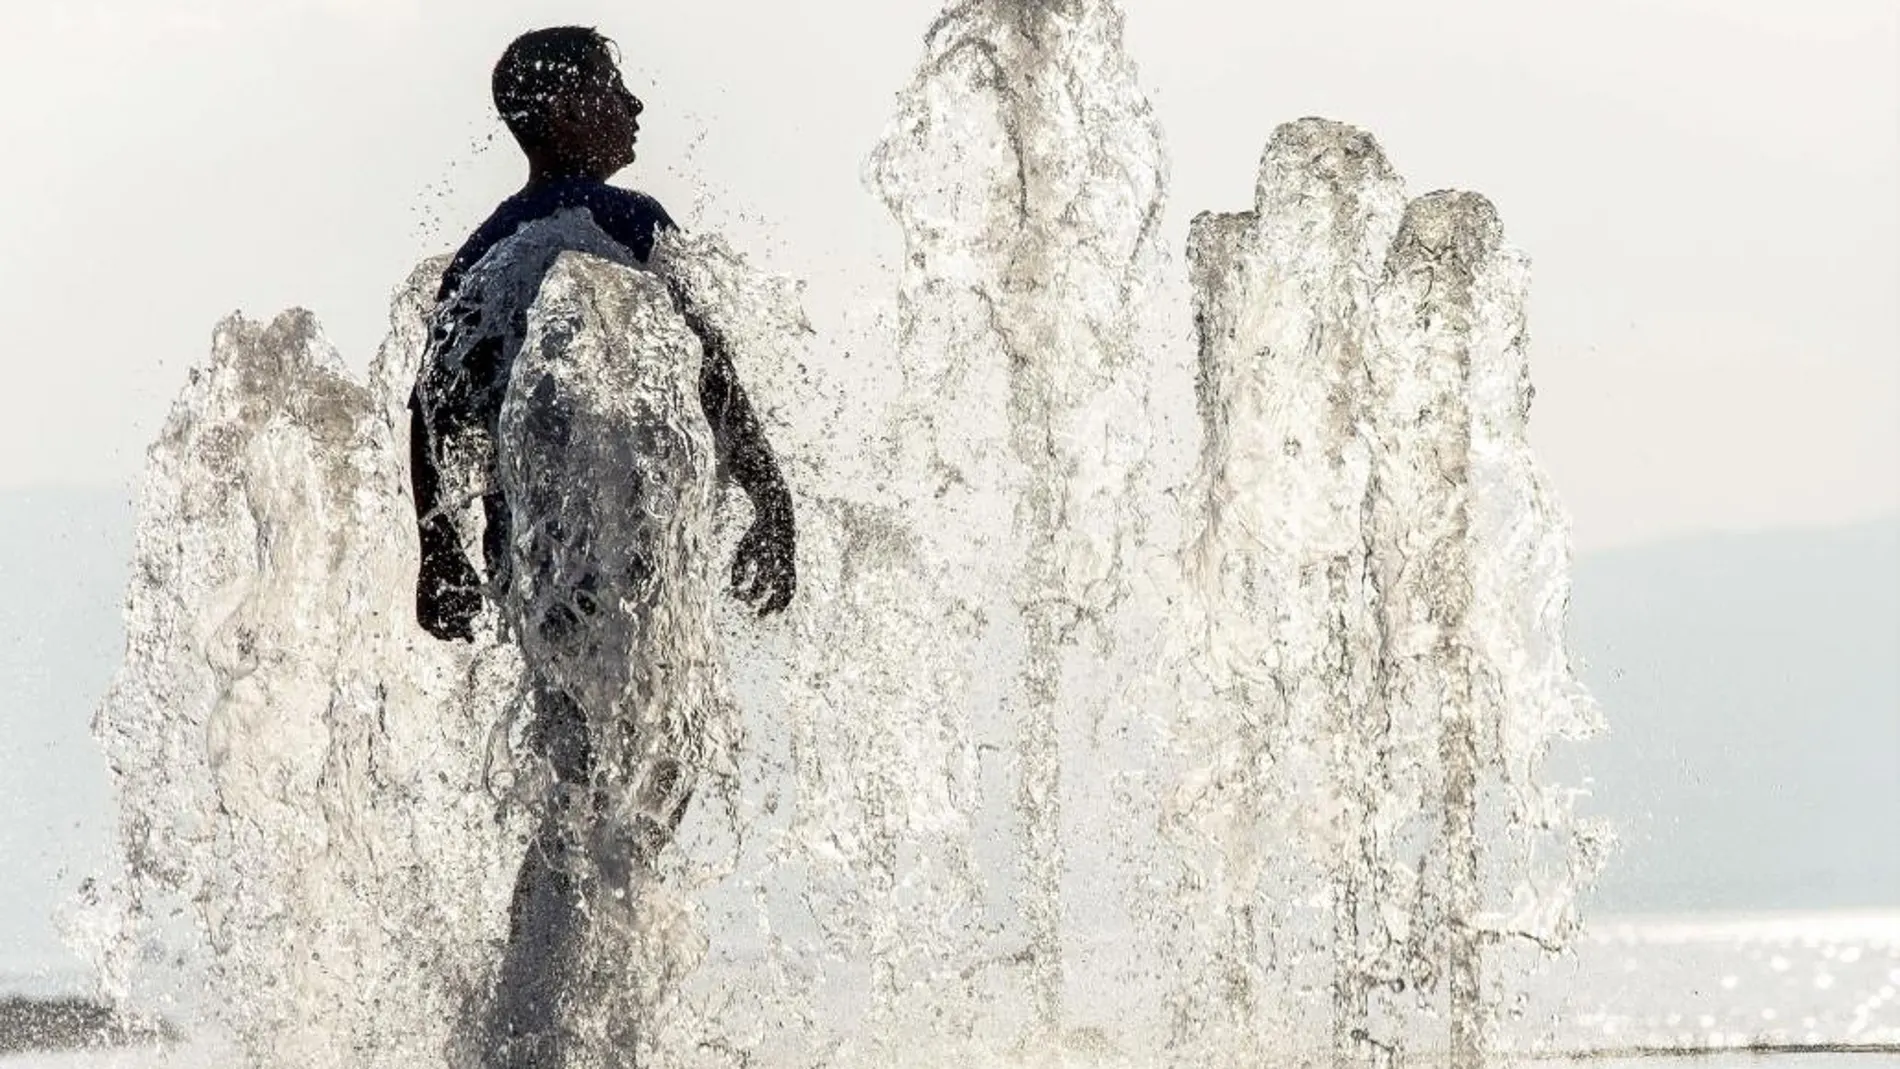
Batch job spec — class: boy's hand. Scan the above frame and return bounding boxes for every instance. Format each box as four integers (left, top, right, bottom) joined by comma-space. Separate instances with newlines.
730, 512, 795, 617
417, 547, 483, 642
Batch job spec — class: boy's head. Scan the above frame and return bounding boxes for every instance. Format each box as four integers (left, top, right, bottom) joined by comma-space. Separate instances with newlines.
493, 27, 643, 180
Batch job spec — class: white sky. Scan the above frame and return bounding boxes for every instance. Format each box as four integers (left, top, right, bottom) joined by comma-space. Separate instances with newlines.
0, 0, 1893, 552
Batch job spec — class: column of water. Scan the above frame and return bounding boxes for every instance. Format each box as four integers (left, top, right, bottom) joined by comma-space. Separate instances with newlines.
869, 0, 1167, 1047
1181, 120, 1604, 1066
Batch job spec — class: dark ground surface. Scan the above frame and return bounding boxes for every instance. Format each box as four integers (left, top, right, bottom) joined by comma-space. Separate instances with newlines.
0, 996, 174, 1056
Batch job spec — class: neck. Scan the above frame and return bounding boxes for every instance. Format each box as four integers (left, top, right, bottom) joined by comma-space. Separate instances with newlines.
526, 157, 609, 187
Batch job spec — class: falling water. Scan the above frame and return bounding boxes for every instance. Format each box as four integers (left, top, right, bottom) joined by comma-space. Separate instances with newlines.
864, 0, 1169, 1052
78, 2, 1603, 1067
87, 283, 532, 1067
1168, 120, 1606, 1067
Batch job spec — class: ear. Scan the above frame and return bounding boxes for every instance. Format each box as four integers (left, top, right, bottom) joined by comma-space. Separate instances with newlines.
555, 92, 589, 125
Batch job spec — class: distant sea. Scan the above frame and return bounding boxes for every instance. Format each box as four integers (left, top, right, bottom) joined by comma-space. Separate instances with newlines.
3, 908, 1896, 1064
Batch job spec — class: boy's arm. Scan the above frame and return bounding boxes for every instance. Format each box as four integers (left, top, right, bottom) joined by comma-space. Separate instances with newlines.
679, 300, 797, 615
408, 384, 483, 641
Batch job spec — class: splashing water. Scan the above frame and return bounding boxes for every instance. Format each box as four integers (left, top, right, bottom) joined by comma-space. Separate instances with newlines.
1166, 121, 1606, 1067
863, 0, 1171, 1055
88, 293, 532, 1067
81, 2, 1602, 1067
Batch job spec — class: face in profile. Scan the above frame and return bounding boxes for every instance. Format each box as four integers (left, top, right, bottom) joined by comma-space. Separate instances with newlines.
557, 49, 644, 179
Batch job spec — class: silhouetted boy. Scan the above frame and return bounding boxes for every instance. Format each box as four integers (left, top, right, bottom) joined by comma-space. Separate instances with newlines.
404, 26, 796, 1063
410, 26, 795, 640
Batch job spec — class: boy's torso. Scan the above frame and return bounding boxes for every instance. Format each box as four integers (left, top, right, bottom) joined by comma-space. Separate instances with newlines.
416, 179, 680, 589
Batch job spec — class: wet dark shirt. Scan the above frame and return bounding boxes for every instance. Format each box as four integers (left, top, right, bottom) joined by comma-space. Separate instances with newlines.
437, 178, 677, 301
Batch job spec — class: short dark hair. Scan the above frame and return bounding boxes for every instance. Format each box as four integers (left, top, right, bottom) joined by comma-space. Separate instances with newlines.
492, 26, 617, 150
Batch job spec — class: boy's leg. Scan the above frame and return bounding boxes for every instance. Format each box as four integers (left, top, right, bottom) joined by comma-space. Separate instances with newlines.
487, 686, 593, 1066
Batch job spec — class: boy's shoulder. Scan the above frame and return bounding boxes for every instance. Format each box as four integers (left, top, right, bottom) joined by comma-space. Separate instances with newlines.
440, 181, 677, 300
566, 182, 676, 237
